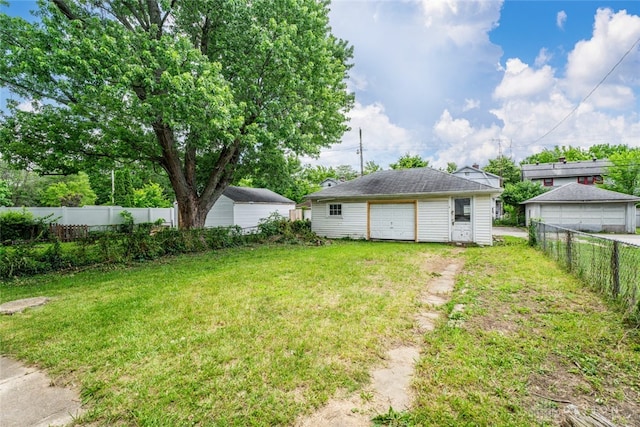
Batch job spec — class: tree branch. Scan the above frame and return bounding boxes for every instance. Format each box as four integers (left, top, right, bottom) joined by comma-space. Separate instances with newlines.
51, 0, 80, 21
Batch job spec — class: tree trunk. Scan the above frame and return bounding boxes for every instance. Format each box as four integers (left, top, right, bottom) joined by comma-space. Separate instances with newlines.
176, 193, 210, 229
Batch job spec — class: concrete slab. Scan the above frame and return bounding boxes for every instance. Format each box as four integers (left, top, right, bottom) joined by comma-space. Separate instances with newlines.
0, 356, 84, 427
0, 297, 50, 315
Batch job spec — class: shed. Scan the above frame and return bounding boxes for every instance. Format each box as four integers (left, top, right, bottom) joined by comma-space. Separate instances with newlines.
306, 168, 502, 245
522, 183, 639, 233
204, 186, 295, 230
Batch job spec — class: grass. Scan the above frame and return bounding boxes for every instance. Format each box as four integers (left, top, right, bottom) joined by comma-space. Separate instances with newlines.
1, 239, 639, 425
0, 242, 455, 425
412, 237, 640, 426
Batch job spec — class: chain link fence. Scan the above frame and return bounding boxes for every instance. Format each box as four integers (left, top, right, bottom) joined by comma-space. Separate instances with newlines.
531, 221, 639, 321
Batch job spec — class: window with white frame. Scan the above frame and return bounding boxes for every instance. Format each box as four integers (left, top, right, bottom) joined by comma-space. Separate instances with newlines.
328, 203, 342, 217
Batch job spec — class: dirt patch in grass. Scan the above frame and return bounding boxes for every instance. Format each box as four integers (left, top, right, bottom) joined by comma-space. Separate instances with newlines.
296, 254, 465, 426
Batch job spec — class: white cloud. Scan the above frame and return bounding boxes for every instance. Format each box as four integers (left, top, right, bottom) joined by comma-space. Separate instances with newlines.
462, 98, 480, 112
421, 0, 503, 46
493, 58, 555, 99
307, 102, 416, 169
325, 3, 640, 171
557, 10, 567, 30
565, 8, 640, 108
534, 48, 552, 67
431, 110, 503, 168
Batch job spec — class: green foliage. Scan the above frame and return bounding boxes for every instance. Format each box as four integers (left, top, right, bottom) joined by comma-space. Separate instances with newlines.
0, 210, 51, 243
0, 160, 49, 206
39, 172, 97, 207
132, 182, 172, 208
372, 407, 413, 426
258, 213, 318, 243
501, 181, 548, 225
364, 160, 382, 175
446, 162, 457, 173
483, 156, 520, 186
0, 179, 12, 206
520, 144, 634, 165
0, 216, 321, 278
389, 154, 429, 170
601, 149, 640, 196
0, 0, 353, 228
527, 221, 537, 247
520, 145, 591, 164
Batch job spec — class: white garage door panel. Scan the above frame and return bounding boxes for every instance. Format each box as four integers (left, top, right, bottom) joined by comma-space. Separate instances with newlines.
541, 204, 625, 227
370, 204, 415, 240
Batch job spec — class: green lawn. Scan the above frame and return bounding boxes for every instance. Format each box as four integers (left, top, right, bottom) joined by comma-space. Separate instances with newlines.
1, 240, 638, 426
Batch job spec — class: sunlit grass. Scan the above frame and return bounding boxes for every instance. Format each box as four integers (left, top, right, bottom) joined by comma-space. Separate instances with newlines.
412, 238, 640, 426
0, 242, 455, 425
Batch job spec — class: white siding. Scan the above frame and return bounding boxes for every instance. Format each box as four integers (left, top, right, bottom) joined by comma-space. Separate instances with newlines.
234, 203, 295, 230
204, 195, 234, 227
473, 195, 493, 245
311, 201, 368, 239
417, 199, 450, 242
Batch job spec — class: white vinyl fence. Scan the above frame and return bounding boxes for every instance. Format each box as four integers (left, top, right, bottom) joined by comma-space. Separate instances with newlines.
0, 206, 177, 227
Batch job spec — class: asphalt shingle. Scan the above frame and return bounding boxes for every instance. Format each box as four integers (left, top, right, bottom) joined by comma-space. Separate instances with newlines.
306, 168, 501, 199
522, 182, 640, 204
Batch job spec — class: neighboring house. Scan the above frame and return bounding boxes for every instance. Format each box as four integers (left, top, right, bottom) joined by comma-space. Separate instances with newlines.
521, 158, 611, 188
319, 178, 341, 189
204, 186, 295, 229
522, 183, 639, 233
452, 165, 503, 218
306, 168, 502, 245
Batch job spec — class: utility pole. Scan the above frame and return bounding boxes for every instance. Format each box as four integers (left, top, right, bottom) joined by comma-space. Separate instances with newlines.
357, 127, 364, 176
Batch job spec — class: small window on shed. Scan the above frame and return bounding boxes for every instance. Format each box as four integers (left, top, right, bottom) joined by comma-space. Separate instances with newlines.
328, 204, 342, 217
543, 178, 554, 187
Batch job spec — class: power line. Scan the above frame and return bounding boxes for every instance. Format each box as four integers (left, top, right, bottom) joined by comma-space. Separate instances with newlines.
531, 35, 640, 144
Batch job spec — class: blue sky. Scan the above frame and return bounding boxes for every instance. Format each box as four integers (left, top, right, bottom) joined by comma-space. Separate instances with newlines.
317, 0, 640, 169
2, 1, 639, 170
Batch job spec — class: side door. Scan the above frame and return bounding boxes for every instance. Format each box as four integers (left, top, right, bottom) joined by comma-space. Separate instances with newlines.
451, 197, 472, 242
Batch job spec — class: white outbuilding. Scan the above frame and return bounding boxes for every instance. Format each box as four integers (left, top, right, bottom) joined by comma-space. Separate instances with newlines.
204, 186, 295, 230
306, 168, 502, 245
522, 183, 639, 233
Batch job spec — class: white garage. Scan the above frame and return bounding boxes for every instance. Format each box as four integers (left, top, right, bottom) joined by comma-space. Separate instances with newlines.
369, 203, 416, 241
523, 183, 639, 233
306, 168, 502, 245
204, 186, 295, 230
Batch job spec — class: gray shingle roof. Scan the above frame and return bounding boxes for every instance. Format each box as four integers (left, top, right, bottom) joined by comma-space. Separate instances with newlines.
521, 159, 610, 180
223, 186, 294, 204
306, 167, 502, 200
522, 183, 640, 204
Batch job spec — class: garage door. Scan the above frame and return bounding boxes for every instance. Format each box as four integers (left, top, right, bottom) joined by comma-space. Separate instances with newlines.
540, 204, 625, 229
369, 203, 415, 240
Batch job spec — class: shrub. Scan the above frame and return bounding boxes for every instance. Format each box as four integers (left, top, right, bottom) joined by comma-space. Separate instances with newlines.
0, 210, 52, 244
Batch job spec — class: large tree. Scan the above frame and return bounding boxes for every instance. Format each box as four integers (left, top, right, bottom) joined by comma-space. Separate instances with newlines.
0, 0, 353, 228
483, 156, 520, 187
601, 150, 640, 196
389, 153, 429, 170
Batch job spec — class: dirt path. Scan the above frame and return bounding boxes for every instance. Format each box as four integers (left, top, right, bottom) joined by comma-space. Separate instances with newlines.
295, 257, 464, 426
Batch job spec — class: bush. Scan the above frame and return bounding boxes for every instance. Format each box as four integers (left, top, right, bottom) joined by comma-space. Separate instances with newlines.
0, 210, 52, 244
0, 218, 322, 279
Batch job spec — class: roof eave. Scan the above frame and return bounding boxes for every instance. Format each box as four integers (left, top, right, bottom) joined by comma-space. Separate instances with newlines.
307, 189, 502, 201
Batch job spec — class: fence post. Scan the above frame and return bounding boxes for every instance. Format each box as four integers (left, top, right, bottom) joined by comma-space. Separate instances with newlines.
611, 241, 620, 298
566, 230, 572, 271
